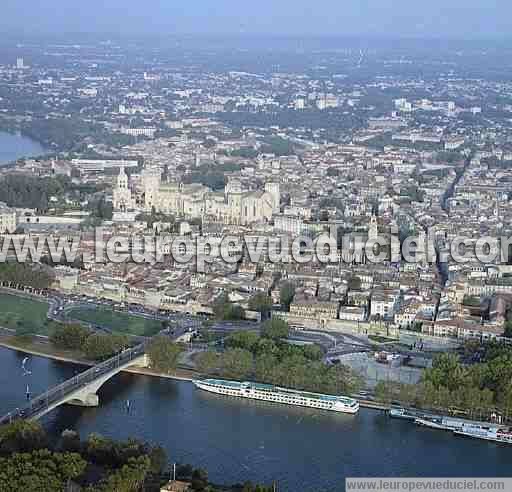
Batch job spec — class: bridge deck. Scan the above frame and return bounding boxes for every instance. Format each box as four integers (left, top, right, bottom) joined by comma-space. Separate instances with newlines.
0, 342, 147, 425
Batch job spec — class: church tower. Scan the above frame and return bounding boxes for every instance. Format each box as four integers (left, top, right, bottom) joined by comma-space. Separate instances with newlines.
117, 165, 128, 191
142, 168, 161, 211
113, 166, 133, 211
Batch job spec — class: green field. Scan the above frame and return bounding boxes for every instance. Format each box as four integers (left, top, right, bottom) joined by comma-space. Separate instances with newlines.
65, 307, 163, 337
0, 294, 50, 335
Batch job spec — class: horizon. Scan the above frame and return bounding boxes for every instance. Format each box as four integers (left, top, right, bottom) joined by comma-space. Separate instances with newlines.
2, 0, 512, 41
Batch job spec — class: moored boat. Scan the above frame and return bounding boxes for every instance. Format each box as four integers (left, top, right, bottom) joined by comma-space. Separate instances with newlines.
454, 427, 512, 445
389, 407, 422, 421
415, 417, 450, 430
415, 415, 503, 434
193, 379, 359, 414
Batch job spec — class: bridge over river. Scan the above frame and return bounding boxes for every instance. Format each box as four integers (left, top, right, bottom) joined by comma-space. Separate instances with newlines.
0, 343, 148, 425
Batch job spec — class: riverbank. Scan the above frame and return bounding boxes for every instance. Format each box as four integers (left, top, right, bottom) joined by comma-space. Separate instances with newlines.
0, 345, 506, 491
0, 334, 389, 412
0, 335, 196, 382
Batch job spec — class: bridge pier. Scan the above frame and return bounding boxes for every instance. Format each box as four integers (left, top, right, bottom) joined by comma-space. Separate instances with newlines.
67, 393, 100, 407
60, 354, 149, 409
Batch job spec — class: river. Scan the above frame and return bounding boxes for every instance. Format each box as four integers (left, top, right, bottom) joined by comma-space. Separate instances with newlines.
0, 131, 46, 165
0, 347, 510, 491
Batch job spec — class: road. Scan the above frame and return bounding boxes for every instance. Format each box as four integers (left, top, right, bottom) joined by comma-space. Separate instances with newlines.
2, 285, 435, 367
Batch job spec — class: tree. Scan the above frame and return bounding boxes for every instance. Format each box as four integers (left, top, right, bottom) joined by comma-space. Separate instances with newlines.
254, 337, 278, 357
212, 292, 245, 321
0, 420, 48, 455
213, 292, 230, 319
0, 174, 71, 210
83, 433, 116, 466
50, 323, 90, 350
58, 429, 81, 454
325, 364, 363, 395
83, 334, 129, 361
374, 381, 396, 405
248, 293, 273, 316
225, 331, 260, 352
279, 282, 295, 310
88, 196, 113, 220
195, 350, 220, 374
463, 339, 481, 358
504, 321, 512, 338
499, 383, 512, 419
148, 445, 167, 475
0, 449, 86, 492
147, 336, 183, 374
220, 348, 253, 379
262, 318, 290, 341
0, 263, 54, 290
423, 353, 465, 391
191, 467, 209, 491
182, 169, 226, 191
302, 344, 324, 361
98, 456, 151, 492
254, 353, 278, 383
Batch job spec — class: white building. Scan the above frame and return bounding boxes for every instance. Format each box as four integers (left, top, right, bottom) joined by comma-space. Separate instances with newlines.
71, 159, 139, 173
142, 170, 279, 225
113, 167, 135, 211
338, 306, 366, 322
370, 290, 399, 320
274, 215, 304, 235
0, 204, 16, 233
121, 127, 156, 138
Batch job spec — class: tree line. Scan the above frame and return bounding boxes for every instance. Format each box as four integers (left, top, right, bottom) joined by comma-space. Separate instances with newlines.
195, 319, 362, 396
182, 162, 245, 191
213, 282, 296, 322
50, 324, 184, 372
0, 263, 54, 290
0, 420, 274, 492
50, 324, 131, 361
375, 343, 512, 421
0, 173, 106, 213
19, 116, 135, 153
216, 109, 363, 135
0, 174, 71, 212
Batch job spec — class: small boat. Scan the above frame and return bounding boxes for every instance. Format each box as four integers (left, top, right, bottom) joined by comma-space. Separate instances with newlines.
455, 427, 512, 445
21, 357, 32, 375
415, 417, 450, 430
415, 415, 502, 434
388, 407, 419, 421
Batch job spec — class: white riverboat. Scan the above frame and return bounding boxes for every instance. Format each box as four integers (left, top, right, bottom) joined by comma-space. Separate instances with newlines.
415, 415, 503, 434
415, 416, 454, 430
455, 427, 512, 445
193, 379, 359, 414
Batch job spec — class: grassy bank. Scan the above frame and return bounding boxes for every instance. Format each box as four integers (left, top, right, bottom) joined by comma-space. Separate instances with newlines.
65, 307, 163, 336
0, 293, 50, 334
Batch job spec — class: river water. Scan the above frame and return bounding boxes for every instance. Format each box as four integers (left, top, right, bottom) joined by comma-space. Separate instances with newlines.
0, 347, 510, 491
0, 131, 46, 165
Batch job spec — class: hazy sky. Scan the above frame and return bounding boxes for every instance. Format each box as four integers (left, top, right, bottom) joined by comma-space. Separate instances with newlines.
2, 0, 511, 39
